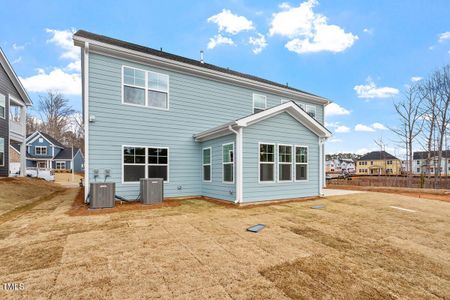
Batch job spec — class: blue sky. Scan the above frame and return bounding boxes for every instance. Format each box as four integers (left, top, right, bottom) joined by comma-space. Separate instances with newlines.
1, 0, 449, 156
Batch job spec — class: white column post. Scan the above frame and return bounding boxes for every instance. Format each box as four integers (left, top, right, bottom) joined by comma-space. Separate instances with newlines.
19, 105, 27, 176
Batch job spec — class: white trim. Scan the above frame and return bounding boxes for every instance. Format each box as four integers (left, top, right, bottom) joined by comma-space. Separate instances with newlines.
121, 65, 170, 111
281, 98, 306, 110
252, 93, 267, 114
277, 144, 293, 182
222, 142, 235, 184
258, 142, 276, 184
202, 147, 212, 182
55, 161, 66, 170
121, 145, 169, 184
83, 42, 90, 201
73, 35, 330, 105
237, 127, 243, 203
319, 138, 324, 196
294, 145, 309, 182
0, 48, 32, 106
26, 131, 63, 148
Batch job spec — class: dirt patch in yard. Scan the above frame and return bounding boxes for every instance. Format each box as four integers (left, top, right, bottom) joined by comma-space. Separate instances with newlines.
327, 185, 450, 202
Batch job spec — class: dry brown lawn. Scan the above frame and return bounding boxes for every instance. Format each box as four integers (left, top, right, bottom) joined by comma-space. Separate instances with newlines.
0, 179, 449, 299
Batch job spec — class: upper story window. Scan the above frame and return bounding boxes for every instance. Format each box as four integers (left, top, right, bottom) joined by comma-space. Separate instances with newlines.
253, 94, 266, 114
0, 94, 5, 119
35, 146, 47, 155
306, 105, 316, 119
123, 66, 169, 110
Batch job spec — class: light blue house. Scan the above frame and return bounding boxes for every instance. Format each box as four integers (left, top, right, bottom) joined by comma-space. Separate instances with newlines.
24, 131, 84, 172
74, 30, 331, 204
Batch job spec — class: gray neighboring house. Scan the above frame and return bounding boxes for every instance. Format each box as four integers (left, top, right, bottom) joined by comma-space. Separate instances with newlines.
23, 131, 84, 172
74, 30, 332, 203
0, 48, 32, 177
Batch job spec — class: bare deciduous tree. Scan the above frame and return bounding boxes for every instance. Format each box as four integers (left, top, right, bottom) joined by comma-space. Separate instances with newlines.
390, 85, 424, 185
38, 91, 75, 141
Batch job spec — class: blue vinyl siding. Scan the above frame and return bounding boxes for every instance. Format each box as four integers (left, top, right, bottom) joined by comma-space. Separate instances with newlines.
28, 138, 53, 157
242, 112, 319, 202
88, 52, 324, 200
200, 134, 236, 202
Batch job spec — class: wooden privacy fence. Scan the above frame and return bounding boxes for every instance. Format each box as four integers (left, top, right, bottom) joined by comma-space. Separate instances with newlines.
328, 176, 450, 189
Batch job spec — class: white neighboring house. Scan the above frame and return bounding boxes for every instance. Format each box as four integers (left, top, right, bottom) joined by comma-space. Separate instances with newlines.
326, 158, 355, 174
412, 151, 450, 175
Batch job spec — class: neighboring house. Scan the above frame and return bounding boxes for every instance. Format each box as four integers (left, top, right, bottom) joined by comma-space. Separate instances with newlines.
325, 160, 335, 173
356, 151, 401, 175
326, 158, 355, 174
0, 48, 32, 177
9, 143, 21, 174
74, 30, 331, 203
412, 150, 450, 175
339, 158, 355, 174
24, 131, 84, 172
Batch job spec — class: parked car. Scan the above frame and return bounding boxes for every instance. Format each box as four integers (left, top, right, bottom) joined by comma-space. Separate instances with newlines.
26, 168, 55, 181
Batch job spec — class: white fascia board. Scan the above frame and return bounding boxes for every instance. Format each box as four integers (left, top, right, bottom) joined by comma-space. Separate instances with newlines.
73, 36, 329, 105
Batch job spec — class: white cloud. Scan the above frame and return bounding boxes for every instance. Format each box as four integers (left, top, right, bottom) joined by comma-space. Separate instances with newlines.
11, 56, 22, 65
207, 34, 235, 49
355, 148, 371, 155
354, 77, 399, 99
363, 28, 374, 34
328, 138, 342, 143
12, 43, 25, 50
335, 125, 350, 133
372, 122, 387, 130
411, 76, 422, 82
269, 0, 358, 54
19, 28, 82, 96
207, 9, 254, 35
438, 31, 450, 43
354, 124, 375, 132
19, 68, 81, 95
325, 102, 350, 116
248, 33, 267, 54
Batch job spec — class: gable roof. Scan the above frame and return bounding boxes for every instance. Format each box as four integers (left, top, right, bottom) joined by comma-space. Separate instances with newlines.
194, 101, 331, 142
358, 151, 399, 161
0, 48, 32, 106
54, 147, 82, 160
73, 30, 329, 105
413, 150, 450, 160
27, 131, 65, 148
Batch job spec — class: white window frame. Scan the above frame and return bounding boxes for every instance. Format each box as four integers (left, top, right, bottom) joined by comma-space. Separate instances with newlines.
122, 145, 170, 184
0, 93, 5, 119
258, 142, 276, 184
222, 142, 234, 184
295, 145, 309, 182
277, 144, 293, 182
305, 104, 316, 118
35, 146, 47, 155
202, 147, 212, 182
0, 137, 4, 167
121, 65, 170, 111
56, 161, 66, 170
252, 93, 267, 114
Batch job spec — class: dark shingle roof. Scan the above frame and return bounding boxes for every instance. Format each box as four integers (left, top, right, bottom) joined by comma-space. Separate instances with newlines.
413, 150, 450, 160
358, 151, 398, 161
39, 132, 65, 148
73, 30, 327, 101
54, 148, 81, 160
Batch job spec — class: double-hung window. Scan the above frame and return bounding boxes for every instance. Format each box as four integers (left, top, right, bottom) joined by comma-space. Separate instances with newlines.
123, 67, 146, 106
56, 161, 66, 170
123, 146, 169, 182
123, 146, 146, 182
259, 143, 275, 182
0, 137, 4, 166
0, 94, 5, 119
35, 146, 47, 155
222, 143, 234, 183
148, 148, 168, 180
278, 145, 292, 181
123, 66, 169, 109
203, 147, 212, 182
306, 105, 316, 119
295, 146, 308, 180
253, 94, 266, 114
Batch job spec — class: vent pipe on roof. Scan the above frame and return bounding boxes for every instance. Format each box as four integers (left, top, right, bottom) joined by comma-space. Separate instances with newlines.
200, 50, 204, 64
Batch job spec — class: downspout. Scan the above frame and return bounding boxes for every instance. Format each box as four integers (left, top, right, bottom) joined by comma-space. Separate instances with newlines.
228, 125, 242, 204
319, 137, 325, 197
83, 42, 90, 202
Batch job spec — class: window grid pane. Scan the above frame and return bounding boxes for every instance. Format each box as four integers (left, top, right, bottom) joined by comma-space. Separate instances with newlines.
223, 144, 234, 163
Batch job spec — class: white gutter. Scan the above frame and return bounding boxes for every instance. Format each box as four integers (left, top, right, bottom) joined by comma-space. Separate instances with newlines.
228, 125, 243, 204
